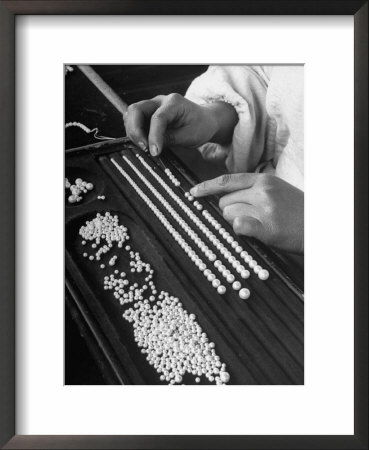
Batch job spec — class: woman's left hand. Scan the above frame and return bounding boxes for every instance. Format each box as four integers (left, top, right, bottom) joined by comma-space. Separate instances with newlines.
190, 173, 304, 254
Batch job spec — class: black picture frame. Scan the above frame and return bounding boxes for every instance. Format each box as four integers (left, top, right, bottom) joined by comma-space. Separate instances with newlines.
0, 1, 367, 449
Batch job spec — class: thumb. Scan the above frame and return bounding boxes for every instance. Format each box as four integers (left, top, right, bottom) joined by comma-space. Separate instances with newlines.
148, 104, 178, 156
233, 216, 263, 240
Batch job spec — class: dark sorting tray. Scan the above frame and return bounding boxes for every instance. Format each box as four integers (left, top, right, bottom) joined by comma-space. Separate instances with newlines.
65, 137, 304, 385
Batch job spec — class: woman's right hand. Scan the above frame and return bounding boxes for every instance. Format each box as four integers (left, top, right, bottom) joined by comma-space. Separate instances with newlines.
123, 93, 238, 156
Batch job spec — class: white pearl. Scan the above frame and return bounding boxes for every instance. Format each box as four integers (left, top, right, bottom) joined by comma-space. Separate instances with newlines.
217, 285, 226, 295
249, 260, 257, 268
232, 281, 241, 290
226, 274, 235, 283
240, 251, 248, 258
219, 371, 230, 383
254, 265, 262, 274
241, 269, 250, 279
239, 288, 250, 299
207, 273, 216, 282
235, 246, 242, 253
231, 241, 238, 249
258, 269, 269, 280
212, 279, 221, 288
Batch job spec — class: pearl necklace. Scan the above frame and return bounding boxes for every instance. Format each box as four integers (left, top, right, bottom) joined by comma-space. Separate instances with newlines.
111, 158, 227, 295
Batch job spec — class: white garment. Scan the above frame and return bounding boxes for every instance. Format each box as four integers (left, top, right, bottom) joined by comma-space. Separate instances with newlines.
185, 65, 304, 190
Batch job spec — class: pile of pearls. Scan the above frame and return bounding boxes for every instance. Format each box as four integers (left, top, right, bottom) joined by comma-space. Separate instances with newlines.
111, 158, 227, 295
123, 292, 230, 385
164, 168, 180, 187
66, 177, 94, 204
79, 212, 129, 262
80, 211, 229, 384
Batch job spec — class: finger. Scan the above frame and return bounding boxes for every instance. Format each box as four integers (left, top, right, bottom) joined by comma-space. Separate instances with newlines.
148, 104, 179, 156
233, 215, 264, 240
124, 100, 159, 150
219, 190, 255, 210
190, 173, 258, 198
222, 203, 257, 224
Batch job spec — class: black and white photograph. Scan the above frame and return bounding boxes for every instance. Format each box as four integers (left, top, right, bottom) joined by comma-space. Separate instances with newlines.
65, 65, 304, 386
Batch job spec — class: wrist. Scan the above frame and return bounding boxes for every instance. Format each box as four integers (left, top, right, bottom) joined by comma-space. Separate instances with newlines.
201, 101, 238, 145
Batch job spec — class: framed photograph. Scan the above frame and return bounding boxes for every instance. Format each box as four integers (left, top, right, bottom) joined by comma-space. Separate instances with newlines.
0, 1, 367, 449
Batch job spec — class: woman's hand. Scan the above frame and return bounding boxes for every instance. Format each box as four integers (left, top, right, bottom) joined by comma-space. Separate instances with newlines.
191, 173, 304, 254
123, 93, 238, 156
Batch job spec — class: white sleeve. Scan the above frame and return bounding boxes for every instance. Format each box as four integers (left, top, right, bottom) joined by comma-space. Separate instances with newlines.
186, 65, 275, 173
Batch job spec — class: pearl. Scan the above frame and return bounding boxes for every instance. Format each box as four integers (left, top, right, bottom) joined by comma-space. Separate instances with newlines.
219, 371, 230, 383
241, 269, 250, 279
239, 288, 250, 299
207, 273, 216, 282
232, 281, 241, 291
249, 260, 257, 268
254, 265, 262, 274
235, 246, 242, 253
258, 269, 269, 280
226, 274, 235, 283
212, 279, 221, 288
68, 195, 77, 203
217, 285, 226, 295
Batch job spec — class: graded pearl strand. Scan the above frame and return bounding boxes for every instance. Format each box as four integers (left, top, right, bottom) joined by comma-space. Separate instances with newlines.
111, 159, 226, 294
122, 156, 232, 286
200, 208, 269, 281
135, 155, 246, 286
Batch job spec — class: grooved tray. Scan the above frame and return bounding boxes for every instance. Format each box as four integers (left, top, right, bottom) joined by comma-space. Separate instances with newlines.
65, 137, 304, 385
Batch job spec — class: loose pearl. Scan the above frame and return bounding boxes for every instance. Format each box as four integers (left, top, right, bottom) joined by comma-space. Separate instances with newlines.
217, 285, 226, 295
258, 269, 269, 280
232, 281, 241, 291
239, 288, 250, 299
219, 371, 230, 383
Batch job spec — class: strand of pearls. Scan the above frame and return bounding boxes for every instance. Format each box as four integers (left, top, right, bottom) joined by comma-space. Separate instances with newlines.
199, 206, 269, 280
121, 156, 238, 292
135, 155, 253, 296
164, 167, 181, 187
123, 293, 230, 385
111, 159, 226, 294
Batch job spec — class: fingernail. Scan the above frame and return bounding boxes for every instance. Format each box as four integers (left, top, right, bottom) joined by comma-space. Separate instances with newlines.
190, 186, 198, 196
138, 141, 147, 151
150, 144, 158, 156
